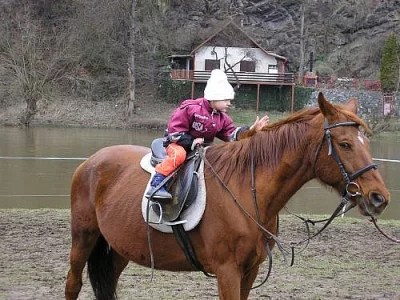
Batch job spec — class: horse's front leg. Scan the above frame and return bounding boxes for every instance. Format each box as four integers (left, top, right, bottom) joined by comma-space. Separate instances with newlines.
240, 265, 260, 300
216, 263, 242, 300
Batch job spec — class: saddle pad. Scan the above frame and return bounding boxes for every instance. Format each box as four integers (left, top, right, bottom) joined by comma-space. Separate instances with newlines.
140, 153, 207, 233
140, 152, 154, 173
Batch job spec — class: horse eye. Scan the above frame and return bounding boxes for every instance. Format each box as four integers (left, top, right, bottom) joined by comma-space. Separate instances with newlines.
339, 142, 351, 149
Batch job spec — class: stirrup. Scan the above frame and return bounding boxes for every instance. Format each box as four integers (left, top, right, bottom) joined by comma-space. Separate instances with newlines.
146, 186, 172, 200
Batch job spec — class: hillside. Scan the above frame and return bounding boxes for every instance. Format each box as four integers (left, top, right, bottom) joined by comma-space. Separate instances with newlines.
0, 0, 399, 126
1, 1, 399, 81
164, 0, 400, 78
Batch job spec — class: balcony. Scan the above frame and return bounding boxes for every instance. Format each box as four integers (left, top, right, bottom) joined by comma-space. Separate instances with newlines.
170, 69, 295, 85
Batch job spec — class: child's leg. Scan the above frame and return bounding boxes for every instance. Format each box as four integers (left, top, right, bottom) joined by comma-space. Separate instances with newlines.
155, 143, 187, 176
146, 143, 187, 200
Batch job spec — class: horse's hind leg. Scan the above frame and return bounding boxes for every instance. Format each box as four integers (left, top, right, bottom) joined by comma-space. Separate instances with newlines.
111, 251, 129, 287
87, 235, 130, 300
65, 206, 100, 300
108, 250, 129, 297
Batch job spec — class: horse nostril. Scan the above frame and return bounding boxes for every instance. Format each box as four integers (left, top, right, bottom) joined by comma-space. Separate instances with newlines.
370, 192, 386, 208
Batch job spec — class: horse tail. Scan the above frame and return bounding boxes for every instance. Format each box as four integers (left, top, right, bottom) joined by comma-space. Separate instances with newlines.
87, 234, 117, 300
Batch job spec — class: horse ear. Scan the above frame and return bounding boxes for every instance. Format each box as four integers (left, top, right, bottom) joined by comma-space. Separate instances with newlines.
317, 92, 337, 122
345, 98, 358, 114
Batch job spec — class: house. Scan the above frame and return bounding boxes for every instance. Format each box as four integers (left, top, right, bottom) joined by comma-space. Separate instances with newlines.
169, 20, 295, 112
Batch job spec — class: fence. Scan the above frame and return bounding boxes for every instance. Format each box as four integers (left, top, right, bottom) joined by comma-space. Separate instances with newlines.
300, 75, 382, 91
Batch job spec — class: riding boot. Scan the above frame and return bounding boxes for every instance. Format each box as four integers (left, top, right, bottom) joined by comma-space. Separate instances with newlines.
145, 173, 172, 200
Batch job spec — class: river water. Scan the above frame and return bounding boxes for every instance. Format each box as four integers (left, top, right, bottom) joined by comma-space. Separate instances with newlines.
0, 126, 399, 219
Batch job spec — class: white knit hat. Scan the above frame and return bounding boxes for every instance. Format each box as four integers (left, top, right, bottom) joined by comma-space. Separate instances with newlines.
203, 69, 235, 101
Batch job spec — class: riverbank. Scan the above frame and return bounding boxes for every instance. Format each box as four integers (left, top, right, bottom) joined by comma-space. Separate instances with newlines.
0, 96, 176, 130
0, 96, 287, 130
1, 95, 399, 132
1, 209, 399, 299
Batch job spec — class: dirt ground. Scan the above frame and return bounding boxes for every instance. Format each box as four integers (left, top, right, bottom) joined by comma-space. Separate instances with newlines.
0, 209, 399, 300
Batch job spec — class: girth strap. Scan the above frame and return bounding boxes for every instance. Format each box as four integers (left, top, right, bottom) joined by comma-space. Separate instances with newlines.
171, 223, 214, 277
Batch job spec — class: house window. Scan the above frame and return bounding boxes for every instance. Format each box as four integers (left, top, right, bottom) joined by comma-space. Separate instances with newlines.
205, 59, 220, 70
268, 65, 278, 73
240, 60, 255, 72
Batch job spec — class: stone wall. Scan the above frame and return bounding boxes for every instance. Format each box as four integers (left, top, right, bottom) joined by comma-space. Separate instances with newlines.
308, 89, 399, 122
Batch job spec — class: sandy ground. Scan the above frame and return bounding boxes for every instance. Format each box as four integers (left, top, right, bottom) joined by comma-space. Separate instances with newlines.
0, 209, 399, 300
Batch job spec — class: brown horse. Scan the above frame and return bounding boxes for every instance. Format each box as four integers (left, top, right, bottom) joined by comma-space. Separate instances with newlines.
65, 92, 390, 300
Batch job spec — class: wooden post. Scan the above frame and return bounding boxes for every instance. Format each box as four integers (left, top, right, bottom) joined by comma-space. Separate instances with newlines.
191, 55, 196, 99
256, 84, 260, 114
291, 85, 295, 113
191, 81, 195, 99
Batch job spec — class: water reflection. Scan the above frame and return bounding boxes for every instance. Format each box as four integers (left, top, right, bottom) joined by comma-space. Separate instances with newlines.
0, 127, 399, 219
0, 126, 162, 209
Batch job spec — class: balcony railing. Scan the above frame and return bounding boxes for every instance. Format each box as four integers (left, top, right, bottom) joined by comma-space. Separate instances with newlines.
170, 69, 295, 85
170, 69, 194, 80
171, 70, 383, 91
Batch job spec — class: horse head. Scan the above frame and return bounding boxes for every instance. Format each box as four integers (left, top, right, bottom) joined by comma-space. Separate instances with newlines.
314, 92, 390, 217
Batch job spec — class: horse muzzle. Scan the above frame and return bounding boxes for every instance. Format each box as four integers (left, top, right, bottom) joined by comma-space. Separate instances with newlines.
358, 191, 389, 217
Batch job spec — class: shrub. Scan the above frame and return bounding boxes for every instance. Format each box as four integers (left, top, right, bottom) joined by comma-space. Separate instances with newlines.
294, 86, 315, 110
380, 33, 399, 93
158, 72, 192, 104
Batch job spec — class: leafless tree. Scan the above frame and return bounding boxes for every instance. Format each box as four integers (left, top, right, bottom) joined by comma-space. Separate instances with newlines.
127, 0, 137, 116
0, 6, 68, 126
298, 2, 306, 85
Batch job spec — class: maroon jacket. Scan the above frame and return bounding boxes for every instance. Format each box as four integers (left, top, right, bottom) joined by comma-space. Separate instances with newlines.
166, 98, 244, 150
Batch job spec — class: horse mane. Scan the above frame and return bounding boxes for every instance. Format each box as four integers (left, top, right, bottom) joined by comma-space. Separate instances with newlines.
205, 104, 370, 182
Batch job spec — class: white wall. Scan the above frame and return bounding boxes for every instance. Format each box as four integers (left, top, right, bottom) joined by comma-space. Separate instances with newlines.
194, 46, 278, 73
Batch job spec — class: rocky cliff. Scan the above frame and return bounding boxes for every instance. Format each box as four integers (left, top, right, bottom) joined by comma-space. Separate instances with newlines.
165, 0, 400, 79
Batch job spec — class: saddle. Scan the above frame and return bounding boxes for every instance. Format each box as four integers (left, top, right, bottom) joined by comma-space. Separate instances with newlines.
146, 138, 202, 225
142, 139, 211, 275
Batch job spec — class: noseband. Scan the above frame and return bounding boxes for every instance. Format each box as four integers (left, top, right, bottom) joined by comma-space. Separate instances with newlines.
314, 119, 377, 198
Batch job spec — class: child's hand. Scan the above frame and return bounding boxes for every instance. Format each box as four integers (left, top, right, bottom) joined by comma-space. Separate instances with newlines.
191, 137, 204, 150
251, 115, 269, 131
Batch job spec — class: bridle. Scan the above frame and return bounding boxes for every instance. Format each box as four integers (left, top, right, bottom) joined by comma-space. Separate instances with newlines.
307, 118, 399, 244
290, 118, 399, 246
296, 119, 378, 241
314, 118, 378, 197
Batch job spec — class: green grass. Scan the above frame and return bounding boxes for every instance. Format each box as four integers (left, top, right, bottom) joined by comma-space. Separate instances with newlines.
229, 108, 289, 127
